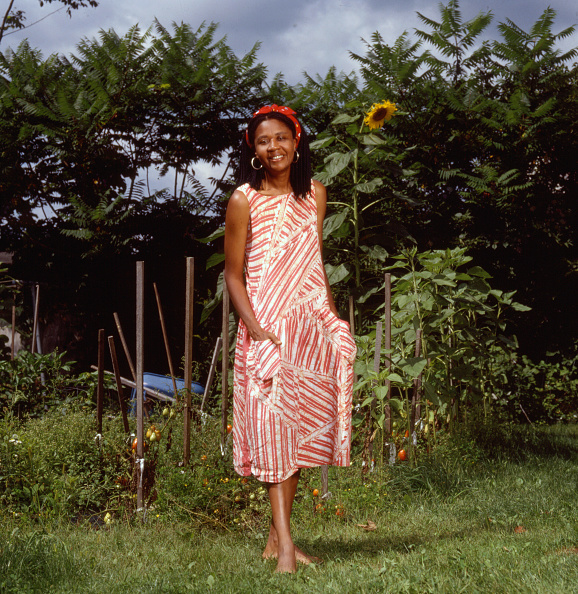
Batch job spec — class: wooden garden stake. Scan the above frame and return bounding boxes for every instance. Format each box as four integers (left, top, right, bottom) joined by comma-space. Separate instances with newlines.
113, 312, 137, 382
220, 278, 230, 451
409, 329, 422, 466
368, 321, 382, 466
11, 304, 15, 361
97, 329, 105, 435
348, 294, 356, 336
183, 257, 194, 465
153, 283, 179, 400
384, 273, 392, 436
200, 336, 222, 416
136, 261, 145, 510
108, 335, 130, 433
31, 283, 40, 354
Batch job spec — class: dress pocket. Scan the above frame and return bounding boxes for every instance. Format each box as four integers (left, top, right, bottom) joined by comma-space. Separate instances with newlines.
253, 338, 282, 380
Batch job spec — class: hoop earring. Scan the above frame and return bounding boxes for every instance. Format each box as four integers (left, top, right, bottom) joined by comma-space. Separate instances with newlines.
251, 157, 263, 170
293, 151, 300, 164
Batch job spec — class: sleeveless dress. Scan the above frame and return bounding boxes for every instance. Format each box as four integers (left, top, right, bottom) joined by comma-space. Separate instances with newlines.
232, 182, 357, 483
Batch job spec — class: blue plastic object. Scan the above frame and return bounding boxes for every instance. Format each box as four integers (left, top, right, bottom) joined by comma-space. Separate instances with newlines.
129, 372, 204, 415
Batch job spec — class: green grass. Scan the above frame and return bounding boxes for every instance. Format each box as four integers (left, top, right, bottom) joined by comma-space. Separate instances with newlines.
1, 425, 577, 593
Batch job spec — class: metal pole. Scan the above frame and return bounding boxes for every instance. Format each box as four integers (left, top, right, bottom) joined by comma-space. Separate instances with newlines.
220, 278, 230, 450
136, 261, 145, 509
183, 257, 194, 464
153, 283, 179, 399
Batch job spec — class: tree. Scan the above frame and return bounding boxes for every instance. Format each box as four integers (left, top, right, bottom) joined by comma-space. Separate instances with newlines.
0, 0, 98, 45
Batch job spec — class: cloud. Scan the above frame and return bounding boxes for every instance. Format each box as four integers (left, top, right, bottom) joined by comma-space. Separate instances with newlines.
3, 0, 576, 78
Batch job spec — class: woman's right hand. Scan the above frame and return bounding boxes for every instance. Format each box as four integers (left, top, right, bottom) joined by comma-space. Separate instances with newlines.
247, 325, 281, 345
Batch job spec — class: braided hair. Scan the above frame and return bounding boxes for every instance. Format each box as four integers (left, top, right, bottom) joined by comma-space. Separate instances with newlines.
238, 112, 312, 199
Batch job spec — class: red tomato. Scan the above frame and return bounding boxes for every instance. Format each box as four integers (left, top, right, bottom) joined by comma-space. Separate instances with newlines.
312, 489, 319, 497
398, 449, 407, 461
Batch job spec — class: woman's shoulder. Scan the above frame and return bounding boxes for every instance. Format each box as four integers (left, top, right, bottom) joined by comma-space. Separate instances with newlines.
311, 180, 327, 206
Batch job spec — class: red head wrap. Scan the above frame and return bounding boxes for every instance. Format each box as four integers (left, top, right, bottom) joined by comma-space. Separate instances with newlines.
245, 104, 302, 147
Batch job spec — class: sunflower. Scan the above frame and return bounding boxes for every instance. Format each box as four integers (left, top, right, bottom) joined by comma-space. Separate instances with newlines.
364, 101, 397, 130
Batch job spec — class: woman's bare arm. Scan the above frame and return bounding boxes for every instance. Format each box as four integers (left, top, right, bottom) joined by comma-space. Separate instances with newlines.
313, 180, 339, 317
224, 190, 281, 344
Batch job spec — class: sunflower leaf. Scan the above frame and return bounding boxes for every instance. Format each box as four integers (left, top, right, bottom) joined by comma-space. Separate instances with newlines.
331, 113, 360, 125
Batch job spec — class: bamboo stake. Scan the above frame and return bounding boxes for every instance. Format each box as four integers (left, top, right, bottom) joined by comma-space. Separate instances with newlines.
11, 304, 15, 361
136, 261, 145, 510
97, 329, 105, 435
220, 279, 230, 451
200, 336, 222, 416
108, 336, 130, 433
183, 257, 194, 465
153, 283, 179, 400
113, 312, 137, 382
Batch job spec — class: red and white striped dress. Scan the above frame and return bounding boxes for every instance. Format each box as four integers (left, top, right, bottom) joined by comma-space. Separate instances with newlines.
232, 182, 356, 483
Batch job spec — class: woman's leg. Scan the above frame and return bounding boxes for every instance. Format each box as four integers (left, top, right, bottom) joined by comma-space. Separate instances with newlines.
263, 470, 300, 572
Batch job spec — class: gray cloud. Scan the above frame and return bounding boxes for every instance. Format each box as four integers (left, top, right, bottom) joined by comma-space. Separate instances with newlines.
3, 0, 577, 81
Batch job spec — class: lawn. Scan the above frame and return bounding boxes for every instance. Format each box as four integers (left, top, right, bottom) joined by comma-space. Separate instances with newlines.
1, 424, 577, 593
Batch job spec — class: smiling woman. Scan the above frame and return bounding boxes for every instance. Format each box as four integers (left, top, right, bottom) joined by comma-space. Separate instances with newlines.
224, 105, 356, 573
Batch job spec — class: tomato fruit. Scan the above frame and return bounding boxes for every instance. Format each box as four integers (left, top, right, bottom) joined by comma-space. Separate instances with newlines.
404, 430, 409, 438
131, 438, 138, 450
149, 431, 157, 443
162, 407, 170, 417
154, 429, 161, 441
312, 489, 319, 497
227, 424, 233, 434
145, 428, 152, 439
398, 449, 407, 461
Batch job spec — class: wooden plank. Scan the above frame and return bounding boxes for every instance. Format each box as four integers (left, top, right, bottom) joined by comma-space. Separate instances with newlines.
183, 257, 194, 464
90, 366, 179, 402
108, 336, 130, 433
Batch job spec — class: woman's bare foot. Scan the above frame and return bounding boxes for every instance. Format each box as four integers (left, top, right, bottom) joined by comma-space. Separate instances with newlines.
274, 543, 297, 573
263, 525, 322, 565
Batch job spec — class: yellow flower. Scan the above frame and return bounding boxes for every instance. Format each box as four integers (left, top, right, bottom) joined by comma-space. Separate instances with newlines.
364, 101, 397, 130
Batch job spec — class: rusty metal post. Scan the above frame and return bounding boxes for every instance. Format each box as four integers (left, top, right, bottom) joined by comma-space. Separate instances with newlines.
183, 257, 194, 464
136, 261, 145, 509
108, 336, 130, 433
220, 278, 230, 450
153, 283, 179, 399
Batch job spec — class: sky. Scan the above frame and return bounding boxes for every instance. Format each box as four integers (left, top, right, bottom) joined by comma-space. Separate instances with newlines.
3, 0, 578, 85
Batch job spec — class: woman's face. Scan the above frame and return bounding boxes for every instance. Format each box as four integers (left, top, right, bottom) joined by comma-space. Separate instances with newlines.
253, 118, 297, 174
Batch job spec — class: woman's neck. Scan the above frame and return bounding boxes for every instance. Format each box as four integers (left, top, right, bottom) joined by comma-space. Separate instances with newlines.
259, 171, 292, 196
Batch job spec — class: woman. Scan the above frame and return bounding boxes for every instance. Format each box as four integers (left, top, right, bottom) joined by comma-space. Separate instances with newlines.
224, 105, 356, 573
